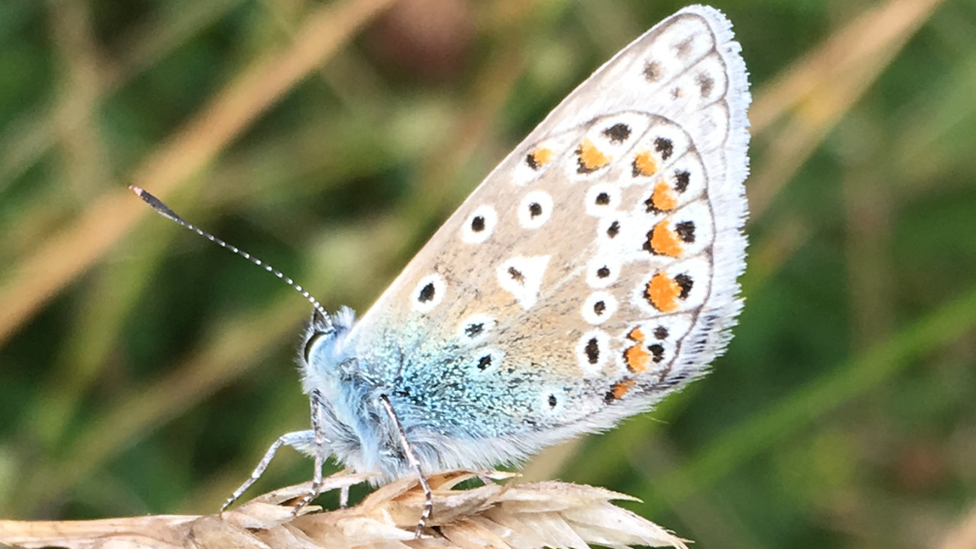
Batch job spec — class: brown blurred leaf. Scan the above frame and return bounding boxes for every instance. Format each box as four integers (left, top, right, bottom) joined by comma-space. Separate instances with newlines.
748, 0, 947, 218
0, 0, 399, 347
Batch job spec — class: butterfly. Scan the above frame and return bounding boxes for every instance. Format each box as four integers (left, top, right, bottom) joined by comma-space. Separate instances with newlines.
135, 2, 750, 535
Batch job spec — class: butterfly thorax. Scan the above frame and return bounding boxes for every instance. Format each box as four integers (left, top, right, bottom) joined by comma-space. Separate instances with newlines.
301, 307, 396, 477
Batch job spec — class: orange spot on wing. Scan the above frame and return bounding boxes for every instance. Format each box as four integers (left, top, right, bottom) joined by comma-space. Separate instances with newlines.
633, 150, 657, 176
627, 327, 645, 342
650, 181, 678, 211
623, 345, 650, 373
611, 379, 636, 399
578, 139, 610, 172
649, 221, 683, 257
531, 147, 553, 167
646, 272, 680, 312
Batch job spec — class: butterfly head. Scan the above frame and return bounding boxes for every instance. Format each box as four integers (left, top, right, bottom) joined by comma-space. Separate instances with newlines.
302, 305, 357, 380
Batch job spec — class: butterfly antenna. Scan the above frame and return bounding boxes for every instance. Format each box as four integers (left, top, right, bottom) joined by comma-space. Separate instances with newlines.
129, 186, 331, 326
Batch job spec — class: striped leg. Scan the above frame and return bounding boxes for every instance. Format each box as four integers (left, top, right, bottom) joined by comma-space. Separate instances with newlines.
379, 394, 432, 538
290, 389, 329, 515
221, 429, 315, 510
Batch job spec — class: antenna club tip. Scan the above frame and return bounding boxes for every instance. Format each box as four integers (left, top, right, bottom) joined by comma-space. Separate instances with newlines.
133, 185, 326, 319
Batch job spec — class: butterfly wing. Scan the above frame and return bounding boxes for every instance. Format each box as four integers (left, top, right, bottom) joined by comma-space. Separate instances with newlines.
343, 5, 750, 473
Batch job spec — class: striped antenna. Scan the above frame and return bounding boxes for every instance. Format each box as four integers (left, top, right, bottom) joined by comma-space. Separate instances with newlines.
130, 186, 331, 325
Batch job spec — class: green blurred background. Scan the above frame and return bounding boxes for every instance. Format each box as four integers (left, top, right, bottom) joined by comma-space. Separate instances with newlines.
1, 0, 975, 547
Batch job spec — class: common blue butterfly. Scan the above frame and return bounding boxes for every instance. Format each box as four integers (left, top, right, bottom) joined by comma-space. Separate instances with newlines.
134, 3, 750, 535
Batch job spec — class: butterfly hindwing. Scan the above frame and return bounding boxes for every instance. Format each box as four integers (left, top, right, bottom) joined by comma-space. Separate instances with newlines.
334, 5, 750, 474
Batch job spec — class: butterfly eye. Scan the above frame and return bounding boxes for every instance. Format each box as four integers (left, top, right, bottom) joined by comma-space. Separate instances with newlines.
303, 331, 328, 363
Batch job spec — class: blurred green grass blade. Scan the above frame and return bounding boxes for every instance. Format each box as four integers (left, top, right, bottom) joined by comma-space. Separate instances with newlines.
645, 282, 976, 511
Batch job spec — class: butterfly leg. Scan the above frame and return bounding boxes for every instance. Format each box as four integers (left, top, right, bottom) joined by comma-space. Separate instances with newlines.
292, 389, 329, 515
379, 394, 432, 538
221, 429, 315, 510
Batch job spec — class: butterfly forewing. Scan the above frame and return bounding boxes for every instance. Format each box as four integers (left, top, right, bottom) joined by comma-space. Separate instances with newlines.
344, 6, 750, 469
